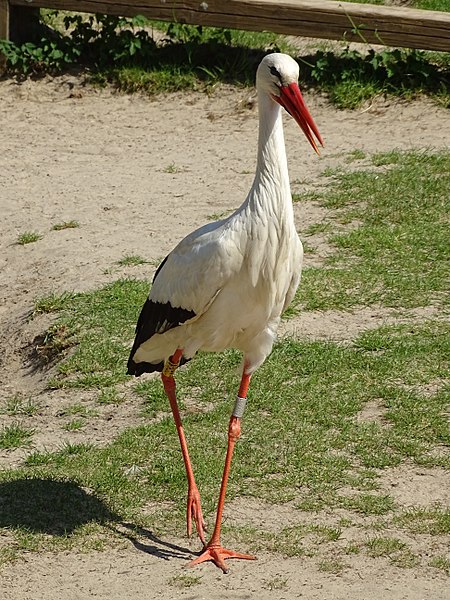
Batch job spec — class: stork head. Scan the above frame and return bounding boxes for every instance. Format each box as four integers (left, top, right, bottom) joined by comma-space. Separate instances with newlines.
256, 53, 323, 155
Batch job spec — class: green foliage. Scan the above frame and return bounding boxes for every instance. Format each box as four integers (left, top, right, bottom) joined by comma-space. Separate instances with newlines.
0, 38, 77, 75
165, 22, 232, 46
303, 47, 450, 108
64, 14, 156, 67
0, 14, 155, 75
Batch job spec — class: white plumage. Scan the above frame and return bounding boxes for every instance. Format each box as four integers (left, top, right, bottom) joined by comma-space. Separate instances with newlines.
128, 53, 323, 573
130, 53, 320, 374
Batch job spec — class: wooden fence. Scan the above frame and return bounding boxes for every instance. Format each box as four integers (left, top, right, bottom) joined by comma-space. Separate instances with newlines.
1, 0, 450, 52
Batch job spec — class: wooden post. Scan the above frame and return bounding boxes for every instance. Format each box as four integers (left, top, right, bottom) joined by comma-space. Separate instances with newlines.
0, 0, 9, 75
0, 0, 10, 40
6, 0, 450, 52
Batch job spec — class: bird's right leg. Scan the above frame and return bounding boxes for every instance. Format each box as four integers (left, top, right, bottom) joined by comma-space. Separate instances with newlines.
161, 349, 207, 546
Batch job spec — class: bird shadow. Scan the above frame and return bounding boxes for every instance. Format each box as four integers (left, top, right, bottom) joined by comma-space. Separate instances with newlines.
0, 477, 195, 563
115, 522, 195, 562
0, 477, 117, 535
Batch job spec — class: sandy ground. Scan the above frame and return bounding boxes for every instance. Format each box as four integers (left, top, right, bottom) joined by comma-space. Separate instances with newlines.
0, 72, 449, 598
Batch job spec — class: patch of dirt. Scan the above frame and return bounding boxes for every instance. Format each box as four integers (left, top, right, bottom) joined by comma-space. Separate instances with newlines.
0, 72, 449, 598
1, 544, 448, 600
279, 305, 443, 341
355, 398, 389, 425
379, 465, 450, 507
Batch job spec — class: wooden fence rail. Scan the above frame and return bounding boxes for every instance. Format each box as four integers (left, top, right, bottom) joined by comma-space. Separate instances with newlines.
1, 0, 450, 52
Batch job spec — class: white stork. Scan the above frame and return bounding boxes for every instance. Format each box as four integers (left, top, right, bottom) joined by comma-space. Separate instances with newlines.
127, 53, 323, 573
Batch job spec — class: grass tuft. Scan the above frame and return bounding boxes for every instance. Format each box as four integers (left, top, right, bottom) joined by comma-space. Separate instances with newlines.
16, 231, 42, 245
0, 423, 35, 449
169, 573, 202, 588
116, 255, 148, 267
1, 396, 42, 416
429, 555, 450, 575
51, 220, 79, 230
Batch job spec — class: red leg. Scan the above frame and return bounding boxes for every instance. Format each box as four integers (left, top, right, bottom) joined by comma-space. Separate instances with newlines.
162, 349, 206, 546
187, 369, 256, 573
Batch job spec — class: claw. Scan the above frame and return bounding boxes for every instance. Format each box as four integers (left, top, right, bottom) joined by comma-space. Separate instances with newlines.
187, 544, 256, 574
187, 485, 207, 546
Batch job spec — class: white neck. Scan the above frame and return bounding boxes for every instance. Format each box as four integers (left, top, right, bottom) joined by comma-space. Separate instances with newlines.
250, 91, 291, 210
257, 93, 289, 185
236, 90, 297, 285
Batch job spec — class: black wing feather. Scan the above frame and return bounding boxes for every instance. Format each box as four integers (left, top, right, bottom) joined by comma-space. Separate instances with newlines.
127, 256, 196, 376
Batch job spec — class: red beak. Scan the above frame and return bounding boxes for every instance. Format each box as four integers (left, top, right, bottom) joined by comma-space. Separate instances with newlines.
273, 83, 323, 155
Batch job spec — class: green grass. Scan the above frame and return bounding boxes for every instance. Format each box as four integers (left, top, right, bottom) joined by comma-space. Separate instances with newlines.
97, 65, 200, 95
406, 0, 449, 9
16, 231, 42, 245
263, 575, 288, 591
293, 150, 450, 311
365, 536, 407, 557
1, 396, 42, 416
51, 220, 79, 231
33, 279, 149, 389
1, 322, 448, 542
61, 404, 98, 418
364, 536, 419, 568
116, 254, 148, 267
169, 572, 202, 588
97, 387, 125, 405
429, 555, 450, 575
317, 558, 346, 574
0, 423, 35, 449
62, 419, 85, 432
32, 150, 449, 389
338, 494, 396, 515
163, 162, 184, 174
338, 0, 449, 8
394, 506, 450, 535
411, 0, 450, 12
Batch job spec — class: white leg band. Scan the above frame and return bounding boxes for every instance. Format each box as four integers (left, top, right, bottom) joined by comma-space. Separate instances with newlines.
232, 396, 247, 419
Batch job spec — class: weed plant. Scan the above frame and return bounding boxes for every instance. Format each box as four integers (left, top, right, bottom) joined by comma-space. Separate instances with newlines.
16, 231, 42, 245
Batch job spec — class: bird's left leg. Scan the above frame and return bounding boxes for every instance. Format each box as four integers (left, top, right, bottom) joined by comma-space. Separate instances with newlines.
187, 368, 256, 573
161, 348, 207, 546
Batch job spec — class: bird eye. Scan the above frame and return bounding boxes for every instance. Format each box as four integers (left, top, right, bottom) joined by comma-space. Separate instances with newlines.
270, 66, 281, 80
